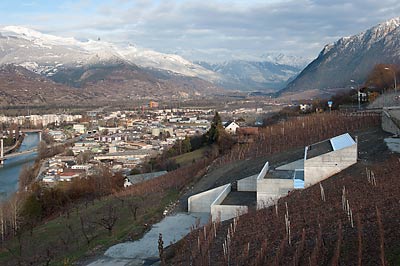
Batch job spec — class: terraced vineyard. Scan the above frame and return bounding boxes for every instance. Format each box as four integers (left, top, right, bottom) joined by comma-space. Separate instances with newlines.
171, 156, 400, 265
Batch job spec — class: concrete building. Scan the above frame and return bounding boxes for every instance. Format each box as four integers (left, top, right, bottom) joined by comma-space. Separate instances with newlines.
124, 171, 168, 187
73, 124, 86, 134
71, 164, 92, 171
187, 133, 358, 220
303, 133, 357, 187
188, 184, 249, 222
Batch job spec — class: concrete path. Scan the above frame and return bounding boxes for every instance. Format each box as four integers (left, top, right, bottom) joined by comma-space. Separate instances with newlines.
385, 137, 400, 153
87, 212, 210, 266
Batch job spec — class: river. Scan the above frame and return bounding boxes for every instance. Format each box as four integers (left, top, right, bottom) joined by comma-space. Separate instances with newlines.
0, 133, 39, 200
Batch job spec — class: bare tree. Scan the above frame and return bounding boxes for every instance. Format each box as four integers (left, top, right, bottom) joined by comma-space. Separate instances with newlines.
8, 193, 25, 235
95, 204, 118, 236
18, 165, 35, 191
79, 216, 98, 246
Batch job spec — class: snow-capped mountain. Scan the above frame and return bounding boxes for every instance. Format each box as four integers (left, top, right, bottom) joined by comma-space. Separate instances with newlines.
0, 26, 220, 81
282, 17, 400, 95
259, 53, 309, 69
0, 25, 310, 95
197, 60, 304, 91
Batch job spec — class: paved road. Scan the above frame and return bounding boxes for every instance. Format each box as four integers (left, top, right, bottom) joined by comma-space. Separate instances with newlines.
86, 212, 210, 266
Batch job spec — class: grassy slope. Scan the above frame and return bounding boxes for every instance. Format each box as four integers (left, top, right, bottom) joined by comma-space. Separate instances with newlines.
0, 189, 179, 265
173, 147, 210, 166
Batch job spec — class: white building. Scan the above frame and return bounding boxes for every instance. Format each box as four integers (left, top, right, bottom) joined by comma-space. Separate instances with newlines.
71, 165, 92, 171
73, 124, 86, 134
224, 121, 240, 135
188, 133, 358, 221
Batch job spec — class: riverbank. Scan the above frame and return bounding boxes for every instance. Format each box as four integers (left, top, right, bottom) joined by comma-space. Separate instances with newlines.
0, 133, 39, 200
3, 133, 24, 155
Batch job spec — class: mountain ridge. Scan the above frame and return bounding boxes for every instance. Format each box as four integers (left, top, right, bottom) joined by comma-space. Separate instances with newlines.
281, 17, 400, 97
197, 60, 303, 91
0, 26, 306, 93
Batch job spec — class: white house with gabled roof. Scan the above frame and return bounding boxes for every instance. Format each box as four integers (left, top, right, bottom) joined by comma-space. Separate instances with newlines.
224, 121, 240, 135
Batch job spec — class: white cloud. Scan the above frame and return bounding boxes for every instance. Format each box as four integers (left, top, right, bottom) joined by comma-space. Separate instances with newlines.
2, 0, 400, 62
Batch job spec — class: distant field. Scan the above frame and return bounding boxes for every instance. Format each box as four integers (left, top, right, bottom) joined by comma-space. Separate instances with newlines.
173, 146, 210, 166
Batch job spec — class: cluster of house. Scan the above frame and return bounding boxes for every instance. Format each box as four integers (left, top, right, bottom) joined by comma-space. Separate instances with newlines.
0, 114, 83, 127
37, 108, 218, 184
41, 156, 93, 183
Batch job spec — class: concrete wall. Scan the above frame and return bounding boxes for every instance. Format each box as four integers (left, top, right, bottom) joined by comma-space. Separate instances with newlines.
257, 178, 293, 209
210, 184, 246, 221
257, 162, 270, 180
237, 174, 258, 192
255, 161, 295, 209
211, 205, 248, 221
211, 184, 231, 206
304, 144, 357, 187
188, 184, 230, 213
276, 159, 304, 171
382, 110, 400, 135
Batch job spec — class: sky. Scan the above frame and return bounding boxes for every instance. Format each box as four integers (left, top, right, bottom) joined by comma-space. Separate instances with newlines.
0, 0, 399, 63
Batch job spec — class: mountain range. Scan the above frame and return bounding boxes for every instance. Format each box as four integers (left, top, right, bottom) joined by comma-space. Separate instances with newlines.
0, 26, 306, 106
197, 60, 303, 91
282, 17, 400, 98
2, 16, 399, 105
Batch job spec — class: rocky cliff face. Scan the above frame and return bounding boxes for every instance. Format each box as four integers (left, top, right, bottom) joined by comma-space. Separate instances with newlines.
281, 17, 400, 96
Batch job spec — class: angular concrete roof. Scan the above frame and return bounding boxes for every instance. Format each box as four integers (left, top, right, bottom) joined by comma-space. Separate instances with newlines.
330, 133, 356, 151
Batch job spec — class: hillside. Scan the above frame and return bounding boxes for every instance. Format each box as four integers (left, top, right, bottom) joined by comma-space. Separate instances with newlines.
0, 62, 222, 107
169, 127, 399, 265
0, 65, 93, 106
281, 17, 400, 98
53, 63, 223, 102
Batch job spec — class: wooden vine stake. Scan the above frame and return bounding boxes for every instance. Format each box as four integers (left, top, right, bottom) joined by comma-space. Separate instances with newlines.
319, 183, 326, 202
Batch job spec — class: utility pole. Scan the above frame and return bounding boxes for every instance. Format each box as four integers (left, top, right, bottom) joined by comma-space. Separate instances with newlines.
384, 67, 397, 92
1, 138, 3, 167
350, 80, 361, 110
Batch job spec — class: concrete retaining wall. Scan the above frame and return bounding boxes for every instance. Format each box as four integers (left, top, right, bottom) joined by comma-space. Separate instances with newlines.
188, 184, 230, 213
211, 184, 231, 206
257, 162, 269, 180
257, 178, 293, 209
211, 205, 248, 221
304, 144, 357, 187
210, 184, 247, 221
276, 159, 304, 171
382, 110, 400, 135
237, 174, 258, 192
